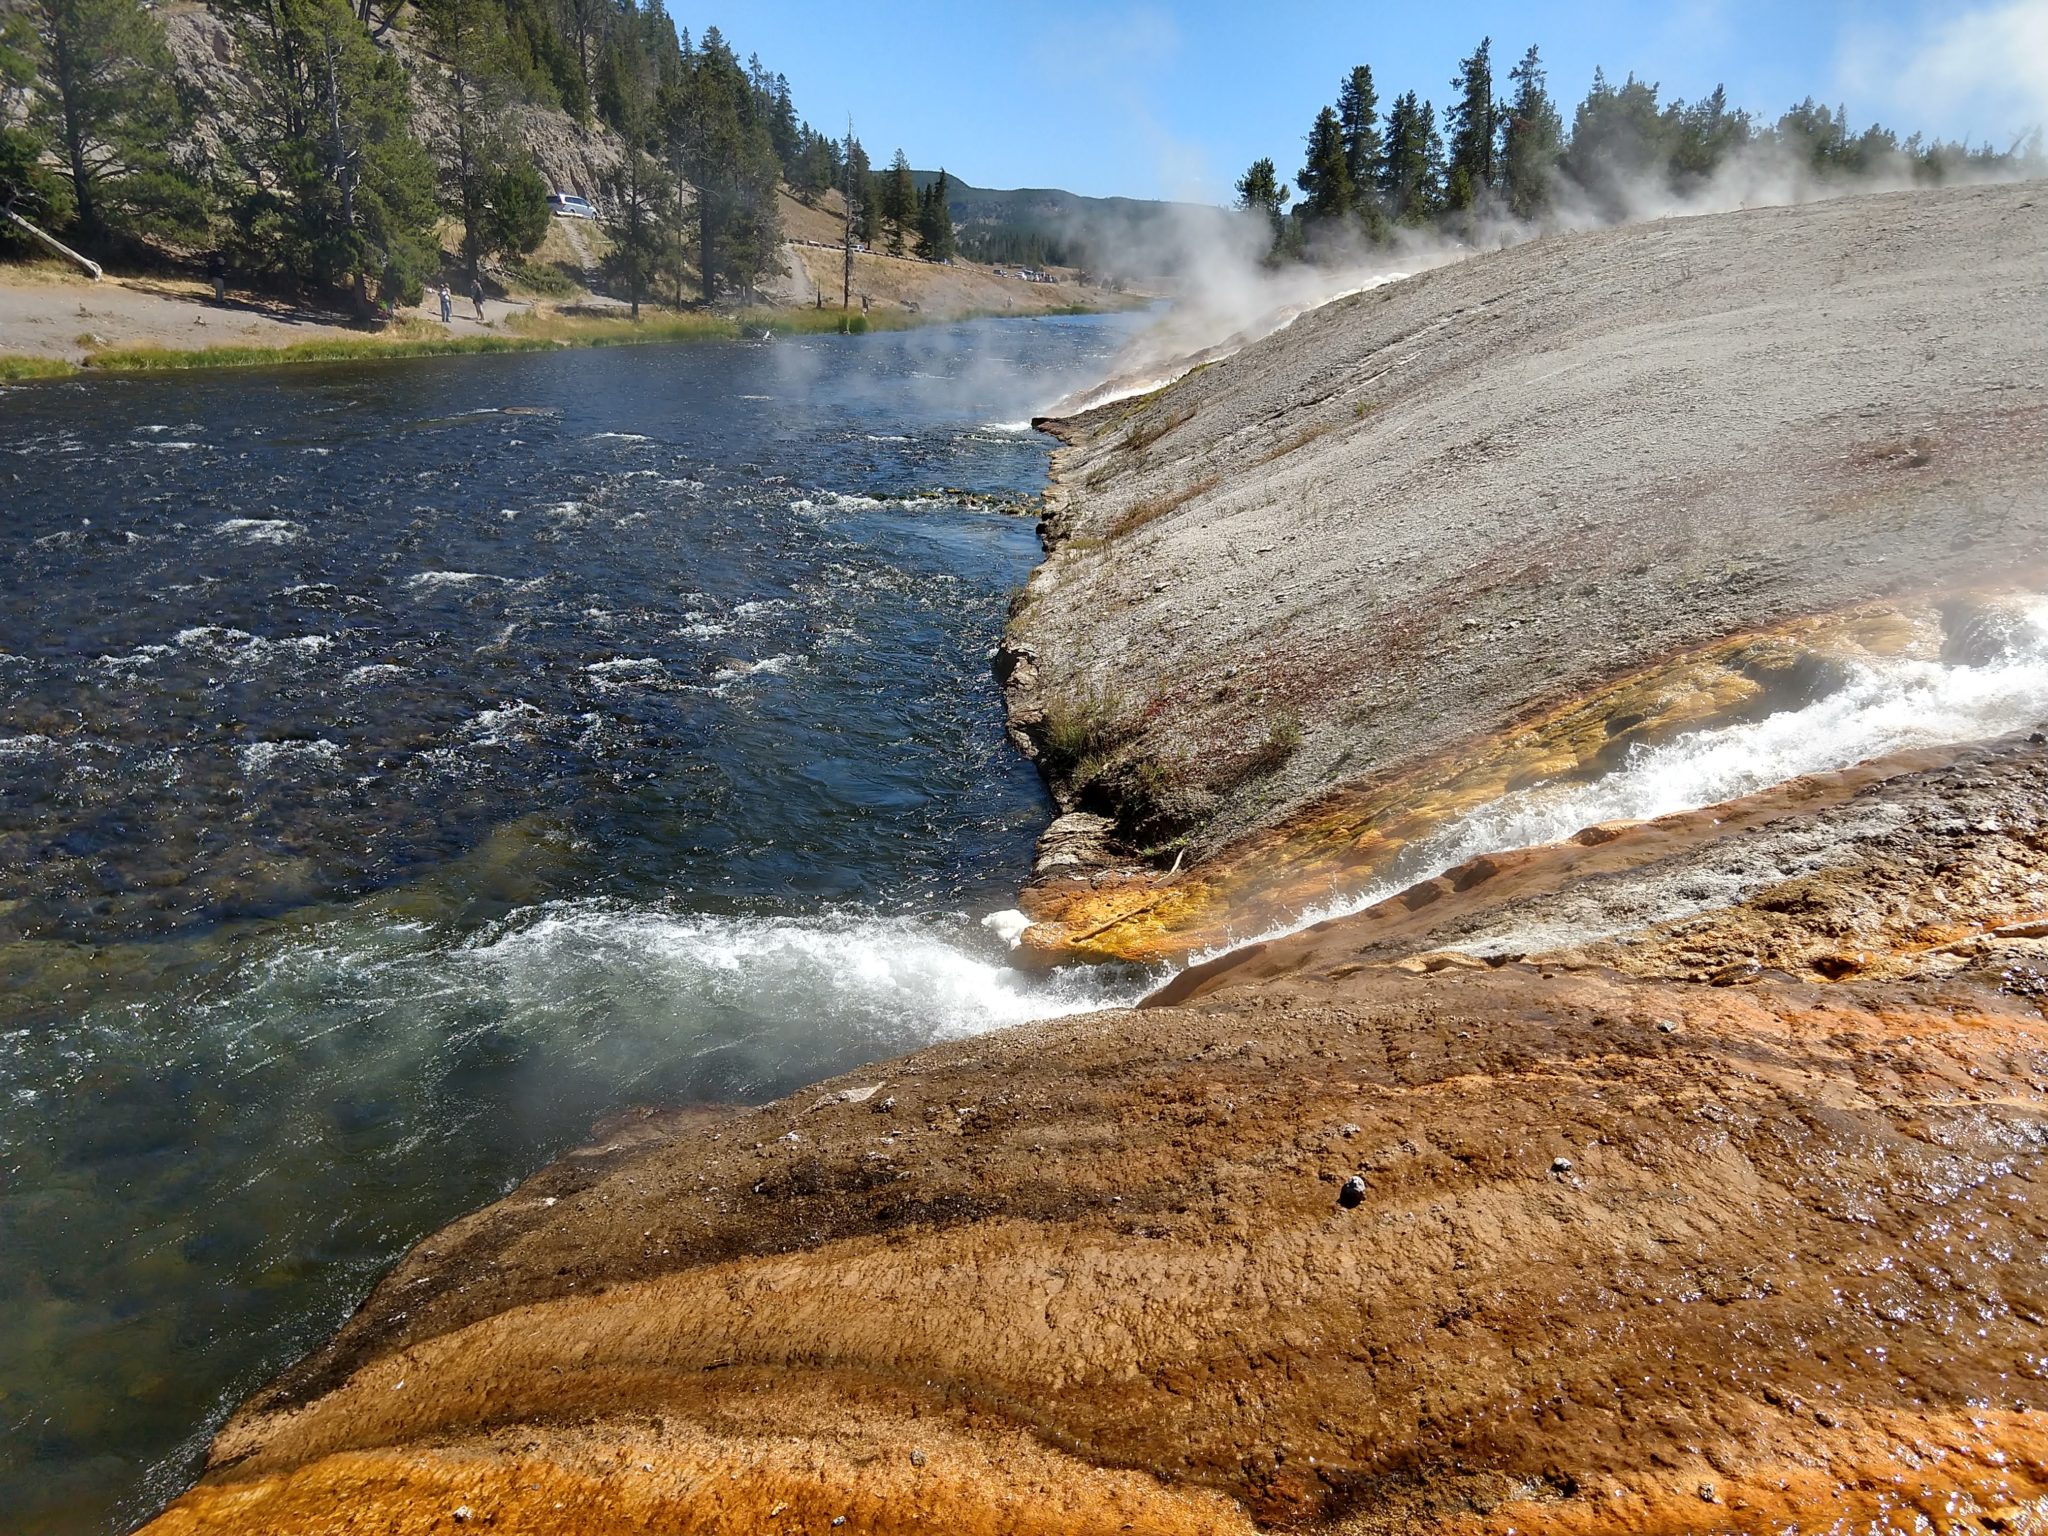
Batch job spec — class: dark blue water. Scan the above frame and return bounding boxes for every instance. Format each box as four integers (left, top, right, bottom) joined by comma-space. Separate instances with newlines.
0, 316, 1153, 1534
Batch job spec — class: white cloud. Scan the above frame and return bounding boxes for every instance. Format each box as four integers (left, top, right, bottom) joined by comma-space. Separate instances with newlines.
1840, 0, 2048, 146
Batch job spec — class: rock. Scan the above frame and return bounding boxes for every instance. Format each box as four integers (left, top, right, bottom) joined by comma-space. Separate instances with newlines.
1655, 1018, 1679, 1034
1030, 812, 1123, 879
1698, 1482, 1718, 1504
1338, 1175, 1367, 1208
909, 1448, 927, 1468
1551, 1156, 1574, 1175
1709, 960, 1764, 986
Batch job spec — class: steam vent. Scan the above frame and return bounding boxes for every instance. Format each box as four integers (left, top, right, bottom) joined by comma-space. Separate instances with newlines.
141, 184, 2048, 1533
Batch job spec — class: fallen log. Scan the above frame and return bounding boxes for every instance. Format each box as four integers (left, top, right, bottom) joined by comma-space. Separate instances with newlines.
2, 206, 101, 279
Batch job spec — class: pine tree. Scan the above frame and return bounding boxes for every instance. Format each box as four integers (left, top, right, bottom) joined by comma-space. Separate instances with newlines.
1667, 84, 1749, 191
918, 168, 954, 260
1560, 70, 1672, 218
1336, 66, 1382, 189
26, 0, 202, 247
0, 11, 74, 244
1233, 156, 1288, 257
418, 0, 548, 281
1335, 64, 1387, 239
220, 0, 438, 306
1442, 35, 1496, 213
1296, 105, 1353, 231
1499, 44, 1563, 220
839, 125, 863, 306
842, 135, 874, 248
1379, 91, 1444, 224
600, 77, 671, 316
882, 147, 913, 256
662, 26, 731, 302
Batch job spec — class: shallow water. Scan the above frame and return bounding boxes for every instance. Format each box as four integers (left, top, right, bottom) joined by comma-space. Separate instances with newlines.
0, 316, 1154, 1534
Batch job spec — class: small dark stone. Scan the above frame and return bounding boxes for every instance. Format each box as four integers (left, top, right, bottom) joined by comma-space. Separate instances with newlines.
1551, 1156, 1574, 1175
1337, 1175, 1367, 1208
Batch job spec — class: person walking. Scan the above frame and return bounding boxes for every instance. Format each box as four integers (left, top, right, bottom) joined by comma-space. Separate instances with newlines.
471, 277, 485, 322
208, 251, 226, 304
438, 282, 452, 324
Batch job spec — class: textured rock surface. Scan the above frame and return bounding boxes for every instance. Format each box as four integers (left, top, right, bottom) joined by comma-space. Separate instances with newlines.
136, 739, 2048, 1534
1002, 183, 2048, 891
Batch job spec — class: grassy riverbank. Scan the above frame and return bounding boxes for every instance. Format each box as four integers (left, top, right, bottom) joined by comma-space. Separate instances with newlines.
0, 300, 1130, 382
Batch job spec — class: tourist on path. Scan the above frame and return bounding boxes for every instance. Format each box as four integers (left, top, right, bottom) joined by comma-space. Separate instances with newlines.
438, 282, 452, 324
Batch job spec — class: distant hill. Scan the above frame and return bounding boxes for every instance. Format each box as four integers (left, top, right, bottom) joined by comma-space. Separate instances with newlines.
912, 172, 1229, 281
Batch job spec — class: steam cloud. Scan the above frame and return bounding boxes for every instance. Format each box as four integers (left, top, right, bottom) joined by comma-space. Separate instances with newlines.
1042, 5, 2048, 418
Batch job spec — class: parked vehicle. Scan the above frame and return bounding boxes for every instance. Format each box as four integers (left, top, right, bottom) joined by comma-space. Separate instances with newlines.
546, 192, 596, 220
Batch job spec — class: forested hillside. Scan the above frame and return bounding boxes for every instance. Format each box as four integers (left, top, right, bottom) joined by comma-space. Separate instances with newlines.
0, 0, 969, 312
1237, 37, 2045, 260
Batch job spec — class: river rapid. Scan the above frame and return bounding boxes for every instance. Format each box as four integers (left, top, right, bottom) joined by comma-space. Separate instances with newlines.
0, 315, 1154, 1534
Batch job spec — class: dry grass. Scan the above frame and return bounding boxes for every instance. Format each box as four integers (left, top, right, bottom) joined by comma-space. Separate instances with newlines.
1122, 401, 1198, 454
1111, 473, 1221, 539
1256, 419, 1340, 465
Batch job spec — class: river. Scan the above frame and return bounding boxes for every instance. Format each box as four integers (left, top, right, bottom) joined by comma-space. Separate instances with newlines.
0, 314, 1154, 1534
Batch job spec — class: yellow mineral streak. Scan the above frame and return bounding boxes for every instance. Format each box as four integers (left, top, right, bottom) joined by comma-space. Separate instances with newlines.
1021, 603, 1932, 965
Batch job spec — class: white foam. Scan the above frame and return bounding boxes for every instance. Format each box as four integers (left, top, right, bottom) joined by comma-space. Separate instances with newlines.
978, 420, 1035, 433
406, 571, 500, 591
981, 909, 1031, 946
463, 702, 546, 745
589, 431, 650, 442
214, 518, 303, 544
95, 643, 173, 671
346, 663, 409, 685
712, 654, 801, 684
584, 657, 664, 677
469, 904, 1150, 1039
173, 627, 332, 664
238, 739, 342, 773
790, 492, 888, 514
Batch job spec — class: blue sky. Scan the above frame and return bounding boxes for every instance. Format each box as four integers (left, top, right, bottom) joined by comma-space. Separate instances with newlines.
694, 0, 2048, 201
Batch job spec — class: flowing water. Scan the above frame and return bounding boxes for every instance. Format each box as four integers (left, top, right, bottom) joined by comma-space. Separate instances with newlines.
0, 315, 1154, 1535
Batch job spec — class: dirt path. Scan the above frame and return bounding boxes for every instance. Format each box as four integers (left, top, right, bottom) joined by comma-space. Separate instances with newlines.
0, 269, 364, 360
